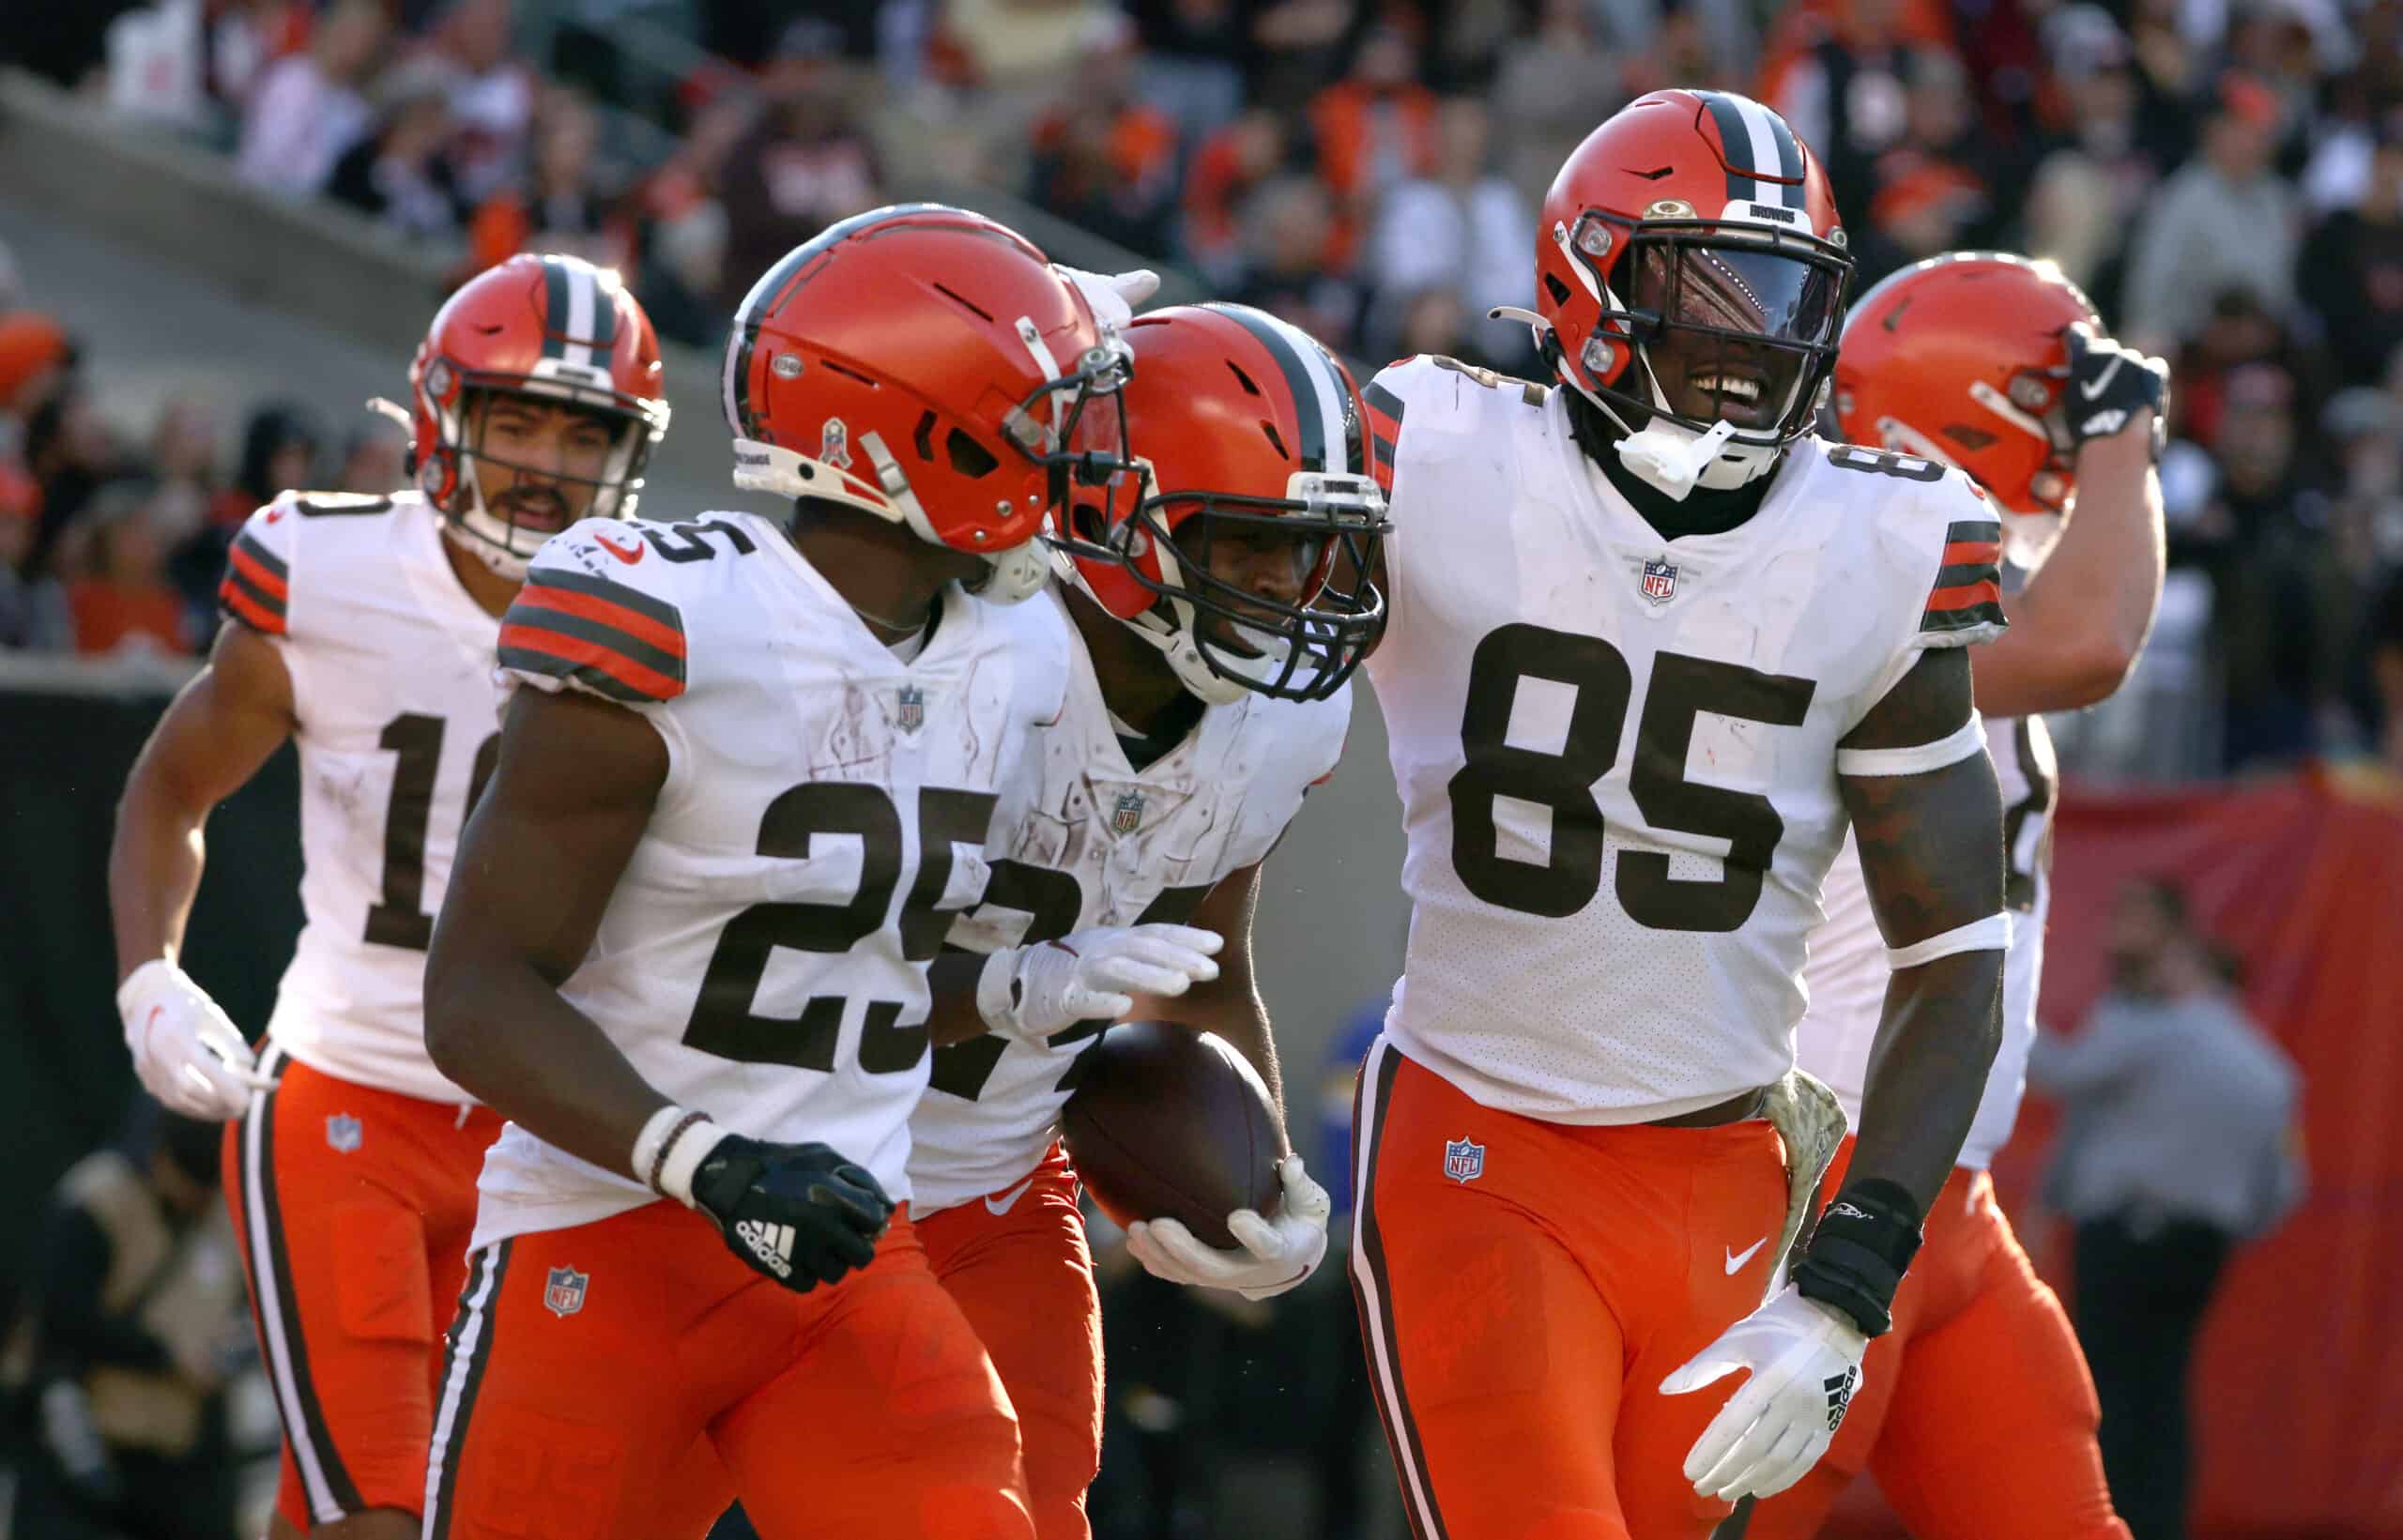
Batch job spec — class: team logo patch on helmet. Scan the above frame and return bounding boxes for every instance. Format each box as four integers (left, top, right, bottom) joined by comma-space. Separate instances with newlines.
325, 1114, 362, 1153
1444, 1137, 1486, 1183
820, 418, 853, 471
771, 352, 804, 380
543, 1265, 589, 1319
1641, 558, 1679, 603
1111, 790, 1146, 834
895, 684, 925, 733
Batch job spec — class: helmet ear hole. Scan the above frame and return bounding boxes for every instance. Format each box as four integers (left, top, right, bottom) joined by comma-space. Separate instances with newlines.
1545, 273, 1573, 306
946, 429, 999, 479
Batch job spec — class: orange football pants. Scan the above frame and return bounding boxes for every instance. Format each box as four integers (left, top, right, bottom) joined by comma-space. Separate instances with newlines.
1350, 1037, 1790, 1540
421, 1197, 1033, 1540
919, 1144, 1103, 1540
1744, 1137, 2128, 1540
221, 1044, 504, 1530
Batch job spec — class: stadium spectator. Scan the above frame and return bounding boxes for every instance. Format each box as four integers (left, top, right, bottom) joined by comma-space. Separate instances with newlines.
462, 87, 628, 277
1247, 0, 1362, 112
212, 401, 319, 529
1027, 13, 1181, 257
326, 54, 466, 242
1763, 0, 1939, 225
2025, 8, 2163, 306
1490, 0, 1627, 206
66, 479, 193, 657
2299, 115, 2403, 388
1231, 174, 1363, 353
1364, 97, 1532, 364
233, 0, 387, 196
0, 460, 70, 651
1126, 0, 1249, 146
24, 387, 121, 567
2121, 73, 2301, 350
103, 0, 303, 139
5, 1101, 250, 1540
1183, 108, 1301, 289
337, 421, 406, 496
2031, 877, 2304, 1540
423, 0, 534, 206
713, 23, 883, 313
0, 311, 75, 422
1306, 22, 1439, 264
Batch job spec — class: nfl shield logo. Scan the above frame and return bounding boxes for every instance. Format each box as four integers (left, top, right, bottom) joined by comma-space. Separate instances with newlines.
820, 417, 854, 471
1443, 1137, 1485, 1183
895, 685, 925, 732
543, 1266, 588, 1319
1111, 790, 1145, 833
325, 1114, 362, 1153
1641, 558, 1678, 603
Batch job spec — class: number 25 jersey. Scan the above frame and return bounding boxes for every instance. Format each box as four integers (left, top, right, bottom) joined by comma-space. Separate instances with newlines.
1361, 356, 2003, 1123
469, 512, 1071, 1253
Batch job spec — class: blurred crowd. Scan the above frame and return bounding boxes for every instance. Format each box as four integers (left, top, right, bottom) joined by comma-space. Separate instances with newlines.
10, 0, 2403, 771
0, 246, 406, 660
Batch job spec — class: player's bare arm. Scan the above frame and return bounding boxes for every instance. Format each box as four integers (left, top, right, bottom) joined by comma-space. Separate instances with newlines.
1973, 417, 2164, 717
107, 619, 297, 1117
1837, 646, 2007, 1214
111, 620, 297, 980
423, 685, 672, 1173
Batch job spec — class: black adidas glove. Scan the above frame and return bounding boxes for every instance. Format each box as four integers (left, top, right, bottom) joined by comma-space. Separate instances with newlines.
2058, 322, 2169, 456
689, 1135, 895, 1293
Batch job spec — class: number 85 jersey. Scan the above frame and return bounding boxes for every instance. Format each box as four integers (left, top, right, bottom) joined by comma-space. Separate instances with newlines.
1361, 356, 2003, 1123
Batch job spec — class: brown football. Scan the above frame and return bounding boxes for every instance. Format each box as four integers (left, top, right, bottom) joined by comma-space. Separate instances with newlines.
1061, 1021, 1283, 1250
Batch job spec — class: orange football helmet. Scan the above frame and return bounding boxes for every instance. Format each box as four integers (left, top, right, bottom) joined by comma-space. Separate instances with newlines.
722, 204, 1138, 602
1527, 89, 1850, 490
1835, 251, 2101, 564
1051, 303, 1388, 703
406, 253, 669, 577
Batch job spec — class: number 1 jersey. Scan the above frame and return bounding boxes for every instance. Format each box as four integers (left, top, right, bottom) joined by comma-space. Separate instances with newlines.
217, 490, 499, 1105
1361, 356, 2004, 1123
469, 512, 1072, 1253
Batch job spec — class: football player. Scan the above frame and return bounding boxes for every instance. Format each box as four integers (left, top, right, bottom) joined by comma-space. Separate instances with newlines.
416, 206, 1218, 1540
107, 254, 669, 1540
908, 299, 1390, 1540
1347, 90, 2012, 1534
1738, 254, 2164, 1539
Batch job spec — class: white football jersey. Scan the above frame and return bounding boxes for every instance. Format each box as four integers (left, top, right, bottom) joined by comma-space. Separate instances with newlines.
907, 587, 1349, 1213
1361, 355, 2004, 1122
469, 512, 1072, 1252
218, 491, 499, 1105
1798, 706, 2055, 1171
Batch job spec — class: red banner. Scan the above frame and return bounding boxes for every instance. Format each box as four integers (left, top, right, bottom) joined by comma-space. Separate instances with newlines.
1829, 766, 2403, 1537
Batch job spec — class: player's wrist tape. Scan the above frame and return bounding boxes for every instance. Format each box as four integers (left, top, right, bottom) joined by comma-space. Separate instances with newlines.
1794, 1178, 1924, 1337
634, 1105, 722, 1207
1885, 911, 2011, 970
1834, 716, 1986, 778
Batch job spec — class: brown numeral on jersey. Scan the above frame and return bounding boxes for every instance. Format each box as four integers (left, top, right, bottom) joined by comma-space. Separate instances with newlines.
362, 713, 499, 952
1447, 625, 1815, 932
681, 783, 997, 1074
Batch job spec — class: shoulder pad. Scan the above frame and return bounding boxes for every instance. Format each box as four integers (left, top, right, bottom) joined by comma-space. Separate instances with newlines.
496, 520, 694, 704
218, 496, 308, 636
1813, 443, 2008, 648
1366, 355, 1552, 492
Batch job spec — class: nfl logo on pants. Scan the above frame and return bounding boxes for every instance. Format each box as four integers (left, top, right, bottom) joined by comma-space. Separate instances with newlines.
544, 1266, 588, 1319
1444, 1137, 1485, 1183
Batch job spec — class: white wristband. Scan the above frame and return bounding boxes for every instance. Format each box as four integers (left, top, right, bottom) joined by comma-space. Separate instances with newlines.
631, 1105, 691, 1189
1885, 911, 2013, 970
656, 1115, 727, 1209
1836, 716, 1987, 777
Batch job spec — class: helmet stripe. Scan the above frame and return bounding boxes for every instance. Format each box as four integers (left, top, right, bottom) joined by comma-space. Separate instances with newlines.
588, 269, 619, 357
1213, 303, 1347, 475
1698, 91, 1759, 203
558, 261, 598, 372
540, 259, 572, 361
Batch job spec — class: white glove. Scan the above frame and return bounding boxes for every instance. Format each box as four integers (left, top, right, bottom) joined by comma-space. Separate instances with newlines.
116, 959, 274, 1120
1124, 1152, 1331, 1301
975, 923, 1221, 1044
1052, 264, 1160, 340
1660, 1284, 1868, 1502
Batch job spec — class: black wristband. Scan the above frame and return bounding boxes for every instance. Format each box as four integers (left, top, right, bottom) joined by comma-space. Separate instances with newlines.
1793, 1178, 1924, 1337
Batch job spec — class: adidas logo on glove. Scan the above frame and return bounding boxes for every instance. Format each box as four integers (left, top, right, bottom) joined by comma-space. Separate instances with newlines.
734, 1219, 796, 1279
1823, 1364, 1860, 1430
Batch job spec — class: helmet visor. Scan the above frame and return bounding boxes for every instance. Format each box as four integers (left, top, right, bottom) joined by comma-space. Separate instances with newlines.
1617, 226, 1848, 436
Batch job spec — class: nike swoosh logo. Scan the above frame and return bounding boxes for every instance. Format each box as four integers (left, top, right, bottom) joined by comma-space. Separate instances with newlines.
2079, 355, 2122, 400
592, 531, 645, 564
1724, 1237, 1767, 1274
985, 1179, 1036, 1217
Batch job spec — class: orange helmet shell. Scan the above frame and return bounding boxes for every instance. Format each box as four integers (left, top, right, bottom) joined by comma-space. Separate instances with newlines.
722, 205, 1131, 573
1835, 252, 2100, 529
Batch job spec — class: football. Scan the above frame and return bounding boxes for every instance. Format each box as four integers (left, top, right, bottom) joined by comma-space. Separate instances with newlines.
1062, 1021, 1284, 1250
